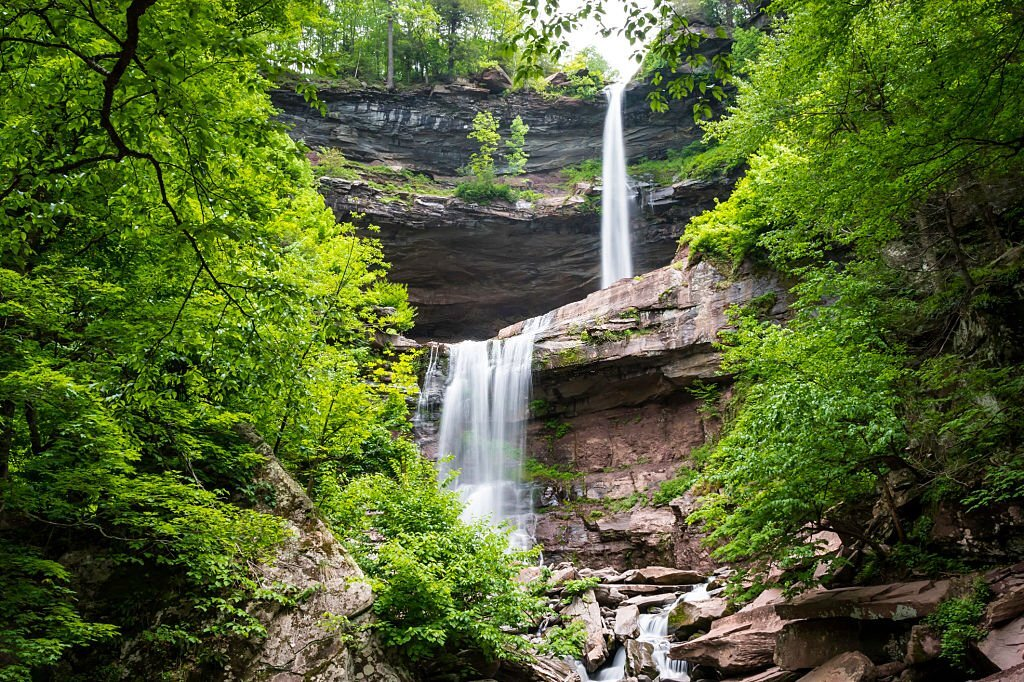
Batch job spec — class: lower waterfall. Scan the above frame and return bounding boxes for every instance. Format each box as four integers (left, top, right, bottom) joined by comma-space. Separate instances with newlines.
436, 314, 551, 548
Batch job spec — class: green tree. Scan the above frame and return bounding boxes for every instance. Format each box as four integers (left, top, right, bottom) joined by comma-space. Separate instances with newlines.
677, 0, 1024, 582
505, 115, 530, 175
468, 111, 502, 178
0, 0, 419, 675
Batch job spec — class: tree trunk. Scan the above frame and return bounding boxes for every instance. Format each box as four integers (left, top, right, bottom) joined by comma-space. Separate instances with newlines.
386, 5, 395, 91
0, 400, 14, 480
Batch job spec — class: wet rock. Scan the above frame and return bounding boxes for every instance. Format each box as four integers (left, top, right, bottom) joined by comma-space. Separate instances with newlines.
629, 566, 706, 585
773, 579, 952, 622
614, 604, 641, 639
669, 621, 780, 676
625, 640, 659, 679
563, 589, 609, 672
977, 615, 1024, 672
796, 652, 875, 682
622, 593, 681, 610
904, 624, 942, 665
668, 597, 730, 639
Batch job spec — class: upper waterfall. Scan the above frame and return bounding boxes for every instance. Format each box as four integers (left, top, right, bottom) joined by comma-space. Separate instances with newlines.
600, 82, 633, 288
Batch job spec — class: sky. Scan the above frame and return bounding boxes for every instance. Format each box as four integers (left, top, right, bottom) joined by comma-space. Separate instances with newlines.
557, 0, 656, 82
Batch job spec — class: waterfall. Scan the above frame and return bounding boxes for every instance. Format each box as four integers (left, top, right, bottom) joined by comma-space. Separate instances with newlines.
436, 314, 550, 548
601, 81, 633, 288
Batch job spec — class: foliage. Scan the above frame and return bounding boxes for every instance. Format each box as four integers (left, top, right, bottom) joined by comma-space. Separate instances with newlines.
652, 468, 698, 506
0, 543, 118, 681
561, 159, 603, 187
0, 0, 422, 675
524, 459, 580, 484
631, 140, 746, 185
283, 0, 524, 87
457, 111, 535, 203
455, 177, 518, 204
506, 116, 530, 175
925, 580, 992, 669
325, 453, 546, 672
675, 0, 1024, 583
312, 149, 448, 199
467, 111, 502, 178
535, 620, 587, 658
561, 577, 600, 599
513, 0, 741, 117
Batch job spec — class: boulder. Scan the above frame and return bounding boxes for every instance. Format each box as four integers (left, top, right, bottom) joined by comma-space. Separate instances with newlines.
614, 605, 641, 639
796, 652, 876, 682
668, 597, 729, 639
981, 662, 1024, 681
625, 640, 659, 680
629, 566, 706, 585
774, 618, 906, 671
904, 624, 942, 665
497, 654, 582, 682
984, 564, 1024, 627
977, 615, 1024, 672
741, 666, 796, 682
518, 566, 544, 585
594, 584, 629, 607
563, 589, 609, 672
773, 579, 952, 622
476, 65, 512, 93
669, 621, 781, 676
622, 593, 681, 610
550, 564, 580, 586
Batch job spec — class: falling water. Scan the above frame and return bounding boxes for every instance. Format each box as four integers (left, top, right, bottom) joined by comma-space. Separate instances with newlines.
601, 81, 633, 288
436, 314, 550, 548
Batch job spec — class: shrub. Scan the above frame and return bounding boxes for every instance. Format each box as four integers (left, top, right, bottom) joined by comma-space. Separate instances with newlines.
325, 453, 546, 671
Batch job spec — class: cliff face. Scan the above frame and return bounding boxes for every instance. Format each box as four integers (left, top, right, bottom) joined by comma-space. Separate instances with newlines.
273, 81, 706, 177
321, 177, 730, 341
508, 252, 787, 569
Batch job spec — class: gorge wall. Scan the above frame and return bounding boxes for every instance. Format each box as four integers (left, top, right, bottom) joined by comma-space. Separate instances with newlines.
273, 82, 731, 340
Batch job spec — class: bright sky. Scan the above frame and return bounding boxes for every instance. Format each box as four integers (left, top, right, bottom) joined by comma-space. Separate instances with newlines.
557, 0, 656, 82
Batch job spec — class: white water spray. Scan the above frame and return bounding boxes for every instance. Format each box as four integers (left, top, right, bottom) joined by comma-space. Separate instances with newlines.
436, 314, 550, 548
600, 81, 633, 288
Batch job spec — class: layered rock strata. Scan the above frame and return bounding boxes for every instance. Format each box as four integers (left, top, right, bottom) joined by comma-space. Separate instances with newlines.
272, 80, 717, 176
503, 252, 786, 568
320, 176, 731, 341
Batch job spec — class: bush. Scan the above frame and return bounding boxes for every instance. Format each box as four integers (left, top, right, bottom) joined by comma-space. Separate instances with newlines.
536, 621, 586, 658
325, 453, 546, 673
455, 177, 518, 204
925, 580, 992, 670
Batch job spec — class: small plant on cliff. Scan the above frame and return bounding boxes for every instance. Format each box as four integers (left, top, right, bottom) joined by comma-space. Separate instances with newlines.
561, 577, 600, 600
506, 115, 530, 175
925, 579, 992, 670
457, 111, 535, 203
467, 111, 502, 179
